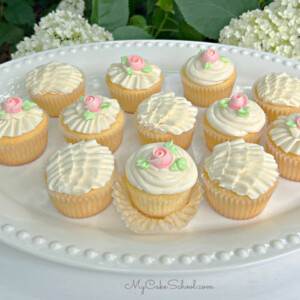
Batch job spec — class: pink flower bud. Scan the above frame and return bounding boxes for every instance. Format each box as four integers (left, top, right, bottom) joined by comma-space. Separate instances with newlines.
126, 55, 146, 71
150, 146, 173, 169
2, 97, 23, 113
83, 95, 103, 112
228, 93, 248, 111
200, 49, 220, 64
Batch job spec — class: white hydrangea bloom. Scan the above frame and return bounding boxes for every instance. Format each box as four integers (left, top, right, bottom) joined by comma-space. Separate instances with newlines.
57, 0, 85, 16
12, 10, 113, 59
219, 0, 300, 60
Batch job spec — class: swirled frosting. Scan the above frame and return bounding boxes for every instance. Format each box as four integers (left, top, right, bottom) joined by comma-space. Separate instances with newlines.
0, 105, 43, 138
269, 114, 300, 155
136, 92, 198, 135
204, 139, 278, 199
183, 55, 234, 86
255, 73, 300, 107
46, 140, 115, 195
206, 99, 266, 136
107, 59, 161, 90
125, 142, 198, 195
26, 61, 84, 95
62, 96, 120, 134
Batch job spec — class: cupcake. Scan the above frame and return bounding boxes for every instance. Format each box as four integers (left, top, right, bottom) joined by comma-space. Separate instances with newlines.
59, 95, 125, 153
180, 48, 237, 107
26, 61, 85, 117
252, 73, 300, 124
136, 92, 198, 150
265, 113, 300, 181
46, 140, 116, 218
124, 141, 198, 218
203, 93, 266, 151
203, 139, 279, 220
0, 96, 48, 166
106, 55, 163, 113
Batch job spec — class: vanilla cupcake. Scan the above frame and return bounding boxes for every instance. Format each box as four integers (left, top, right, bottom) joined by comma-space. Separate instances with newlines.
136, 92, 198, 150
203, 139, 279, 220
124, 141, 198, 218
252, 73, 300, 124
181, 49, 237, 107
0, 96, 48, 166
203, 93, 266, 151
46, 140, 116, 218
106, 55, 163, 113
59, 95, 125, 152
26, 61, 85, 117
265, 114, 300, 181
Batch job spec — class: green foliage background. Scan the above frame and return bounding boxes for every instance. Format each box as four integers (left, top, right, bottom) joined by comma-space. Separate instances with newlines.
0, 0, 272, 62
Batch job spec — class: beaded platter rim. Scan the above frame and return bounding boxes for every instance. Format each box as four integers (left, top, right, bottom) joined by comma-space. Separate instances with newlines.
0, 40, 299, 274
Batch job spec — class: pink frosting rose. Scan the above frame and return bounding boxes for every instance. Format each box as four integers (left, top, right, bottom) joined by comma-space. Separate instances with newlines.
296, 116, 300, 129
150, 146, 173, 169
200, 49, 220, 64
83, 95, 103, 112
126, 55, 146, 71
2, 97, 23, 113
228, 93, 248, 110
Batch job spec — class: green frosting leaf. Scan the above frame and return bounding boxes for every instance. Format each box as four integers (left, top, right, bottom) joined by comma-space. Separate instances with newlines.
218, 99, 229, 108
121, 56, 128, 65
100, 102, 111, 109
136, 156, 149, 170
83, 110, 96, 120
237, 106, 250, 117
141, 64, 152, 73
198, 49, 205, 56
170, 158, 188, 171
204, 62, 212, 69
163, 140, 178, 155
23, 100, 37, 111
126, 67, 135, 74
79, 96, 85, 102
220, 56, 230, 62
0, 110, 5, 116
286, 119, 296, 128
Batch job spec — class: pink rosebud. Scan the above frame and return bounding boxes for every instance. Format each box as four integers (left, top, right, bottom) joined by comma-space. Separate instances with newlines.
200, 49, 220, 64
2, 97, 23, 113
126, 55, 146, 71
228, 93, 248, 111
83, 95, 103, 112
150, 146, 173, 169
296, 116, 300, 129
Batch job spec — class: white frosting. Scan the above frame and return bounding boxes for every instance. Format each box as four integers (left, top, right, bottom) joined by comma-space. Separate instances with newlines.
107, 60, 161, 90
62, 96, 120, 134
125, 142, 198, 195
183, 55, 234, 86
206, 99, 266, 137
0, 105, 43, 138
26, 61, 84, 95
204, 139, 278, 200
136, 92, 198, 135
269, 114, 300, 155
46, 140, 115, 195
256, 73, 300, 107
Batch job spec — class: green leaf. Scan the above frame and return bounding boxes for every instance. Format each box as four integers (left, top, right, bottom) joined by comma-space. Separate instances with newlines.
286, 120, 296, 128
121, 56, 128, 65
0, 22, 24, 47
170, 158, 188, 171
90, 0, 129, 32
179, 20, 205, 41
23, 100, 37, 111
220, 56, 230, 62
142, 65, 152, 73
152, 7, 165, 29
156, 0, 174, 14
126, 67, 135, 74
129, 15, 148, 29
0, 110, 5, 116
163, 140, 179, 155
79, 96, 85, 102
100, 102, 111, 109
175, 0, 260, 39
218, 99, 229, 108
136, 156, 150, 170
204, 62, 212, 69
83, 110, 96, 120
237, 106, 250, 117
113, 26, 152, 40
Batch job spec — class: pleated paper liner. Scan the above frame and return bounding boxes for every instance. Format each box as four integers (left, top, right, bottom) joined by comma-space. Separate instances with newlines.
202, 113, 265, 151
180, 68, 237, 107
202, 171, 278, 220
265, 130, 300, 182
28, 80, 86, 118
59, 110, 126, 153
113, 175, 202, 233
252, 85, 300, 124
106, 74, 163, 114
0, 112, 48, 166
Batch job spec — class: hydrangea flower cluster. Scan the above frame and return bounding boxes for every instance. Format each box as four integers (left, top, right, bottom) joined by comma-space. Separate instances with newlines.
57, 0, 85, 16
12, 10, 113, 59
219, 0, 300, 60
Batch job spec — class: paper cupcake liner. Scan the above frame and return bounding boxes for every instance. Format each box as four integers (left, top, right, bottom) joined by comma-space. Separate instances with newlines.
252, 86, 300, 124
0, 114, 48, 166
113, 175, 202, 233
202, 171, 278, 220
46, 169, 117, 218
106, 75, 163, 114
28, 80, 85, 118
202, 114, 264, 151
180, 68, 236, 107
265, 132, 300, 181
59, 111, 125, 153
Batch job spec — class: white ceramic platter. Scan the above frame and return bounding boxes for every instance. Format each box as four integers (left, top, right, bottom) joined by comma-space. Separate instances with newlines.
0, 40, 300, 274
